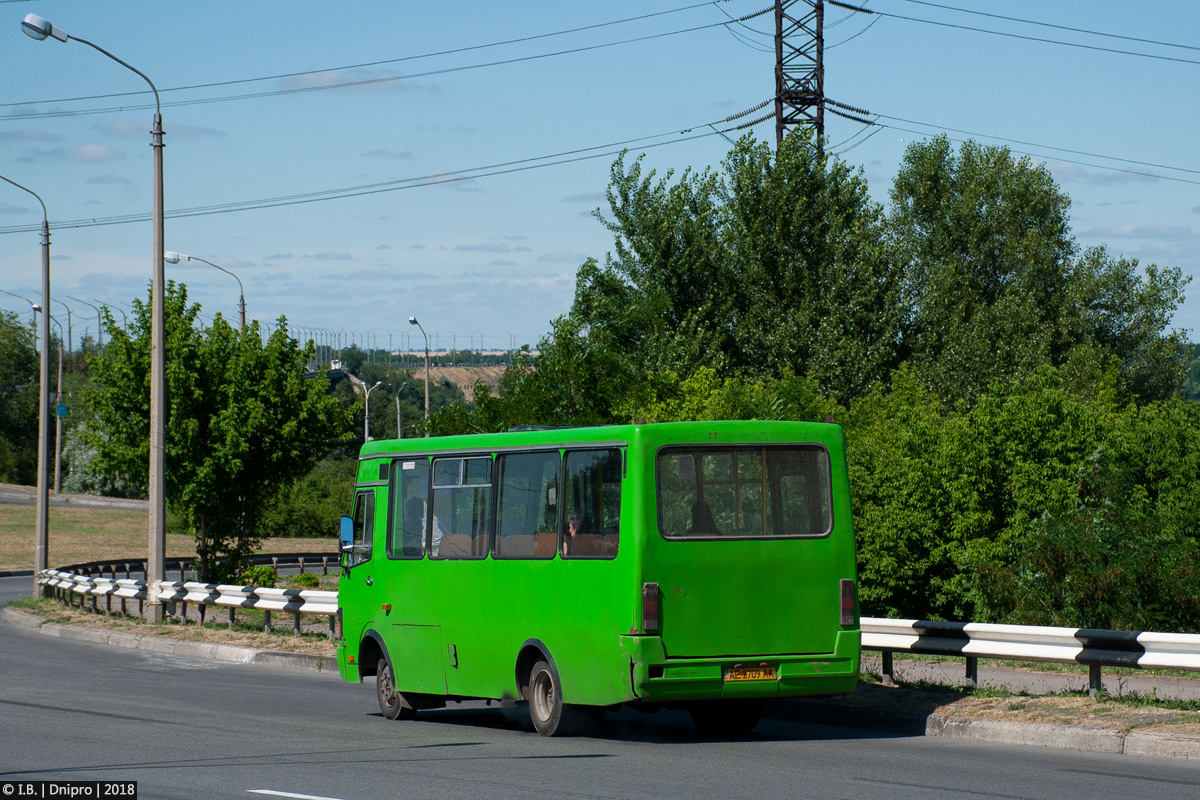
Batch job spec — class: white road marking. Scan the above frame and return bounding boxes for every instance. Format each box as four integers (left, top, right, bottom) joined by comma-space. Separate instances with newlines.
247, 791, 350, 800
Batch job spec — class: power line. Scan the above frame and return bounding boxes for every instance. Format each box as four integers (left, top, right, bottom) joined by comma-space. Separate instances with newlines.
0, 115, 762, 235
827, 0, 1200, 68
874, 113, 1200, 178
898, 0, 1200, 54
3, 3, 768, 118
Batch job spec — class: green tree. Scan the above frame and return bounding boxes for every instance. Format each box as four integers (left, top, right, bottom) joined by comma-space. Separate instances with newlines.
85, 283, 350, 580
889, 136, 1189, 407
572, 129, 897, 403
0, 310, 38, 483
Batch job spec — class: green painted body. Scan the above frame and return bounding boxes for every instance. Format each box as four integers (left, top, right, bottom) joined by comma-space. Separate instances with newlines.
337, 420, 860, 707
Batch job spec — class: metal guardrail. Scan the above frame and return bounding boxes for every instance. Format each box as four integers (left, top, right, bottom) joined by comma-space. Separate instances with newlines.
38, 552, 339, 636
862, 617, 1200, 695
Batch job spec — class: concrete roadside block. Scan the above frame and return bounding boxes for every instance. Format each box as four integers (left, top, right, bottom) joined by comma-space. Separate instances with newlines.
1123, 730, 1200, 761
931, 717, 1124, 753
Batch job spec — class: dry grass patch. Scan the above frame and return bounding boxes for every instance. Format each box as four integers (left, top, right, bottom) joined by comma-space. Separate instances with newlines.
0, 503, 335, 570
10, 597, 336, 657
845, 679, 1200, 734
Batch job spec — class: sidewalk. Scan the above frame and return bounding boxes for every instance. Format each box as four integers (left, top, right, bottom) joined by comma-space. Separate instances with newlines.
0, 482, 148, 510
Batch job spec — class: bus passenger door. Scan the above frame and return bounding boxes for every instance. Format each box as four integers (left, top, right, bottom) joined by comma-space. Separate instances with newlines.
341, 490, 380, 660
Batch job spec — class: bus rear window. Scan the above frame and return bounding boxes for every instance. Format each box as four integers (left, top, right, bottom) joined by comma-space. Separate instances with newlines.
657, 446, 832, 539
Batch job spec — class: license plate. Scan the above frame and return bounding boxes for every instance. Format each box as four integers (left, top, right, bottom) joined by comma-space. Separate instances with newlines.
723, 665, 777, 682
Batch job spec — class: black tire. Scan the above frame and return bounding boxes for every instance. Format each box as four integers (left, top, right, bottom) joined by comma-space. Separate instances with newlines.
527, 658, 601, 736
689, 699, 764, 735
377, 658, 416, 721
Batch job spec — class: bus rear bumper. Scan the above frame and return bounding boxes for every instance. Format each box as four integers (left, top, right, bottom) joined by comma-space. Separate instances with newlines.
621, 629, 860, 702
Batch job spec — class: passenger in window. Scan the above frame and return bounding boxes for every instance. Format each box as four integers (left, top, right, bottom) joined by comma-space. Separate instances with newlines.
562, 513, 581, 555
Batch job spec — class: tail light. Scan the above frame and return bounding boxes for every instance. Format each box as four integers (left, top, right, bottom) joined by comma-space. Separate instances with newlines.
839, 579, 856, 626
642, 582, 660, 633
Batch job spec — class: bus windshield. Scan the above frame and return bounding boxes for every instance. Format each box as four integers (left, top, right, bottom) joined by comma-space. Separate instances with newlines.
657, 445, 832, 539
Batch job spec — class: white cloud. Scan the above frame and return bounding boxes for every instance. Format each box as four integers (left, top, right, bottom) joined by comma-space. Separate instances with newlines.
86, 174, 131, 185
1048, 161, 1157, 186
0, 201, 31, 215
303, 252, 357, 261
59, 143, 125, 162
100, 119, 224, 139
0, 129, 62, 143
363, 148, 414, 160
537, 250, 589, 264
1082, 223, 1197, 242
277, 69, 411, 93
563, 192, 605, 203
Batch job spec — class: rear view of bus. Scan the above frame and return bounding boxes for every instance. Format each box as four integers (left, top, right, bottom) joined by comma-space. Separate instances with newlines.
625, 422, 859, 732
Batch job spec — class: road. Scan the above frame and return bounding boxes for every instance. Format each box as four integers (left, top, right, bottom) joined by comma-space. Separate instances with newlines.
2, 576, 1198, 800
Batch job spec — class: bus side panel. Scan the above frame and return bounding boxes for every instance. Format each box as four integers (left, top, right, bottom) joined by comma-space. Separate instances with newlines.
432, 556, 635, 707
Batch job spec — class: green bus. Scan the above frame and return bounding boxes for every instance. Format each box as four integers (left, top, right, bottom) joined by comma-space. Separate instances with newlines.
337, 420, 860, 736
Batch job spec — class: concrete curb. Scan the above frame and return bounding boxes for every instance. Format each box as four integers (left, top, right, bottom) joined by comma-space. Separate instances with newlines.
764, 697, 1200, 762
0, 606, 338, 674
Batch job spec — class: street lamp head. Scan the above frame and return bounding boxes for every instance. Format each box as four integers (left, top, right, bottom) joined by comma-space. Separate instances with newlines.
22, 14, 68, 43
31, 303, 42, 312
163, 251, 182, 264
408, 316, 418, 325
373, 380, 382, 388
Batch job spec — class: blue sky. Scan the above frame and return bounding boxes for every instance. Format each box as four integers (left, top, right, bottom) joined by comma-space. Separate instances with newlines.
0, 0, 1197, 354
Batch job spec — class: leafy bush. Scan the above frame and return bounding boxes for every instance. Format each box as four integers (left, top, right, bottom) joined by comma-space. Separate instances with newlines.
240, 565, 277, 588
290, 572, 320, 589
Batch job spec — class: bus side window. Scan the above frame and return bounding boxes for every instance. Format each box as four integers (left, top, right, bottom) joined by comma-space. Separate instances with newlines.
350, 490, 374, 567
388, 458, 430, 559
430, 456, 492, 559
495, 451, 559, 559
562, 448, 621, 558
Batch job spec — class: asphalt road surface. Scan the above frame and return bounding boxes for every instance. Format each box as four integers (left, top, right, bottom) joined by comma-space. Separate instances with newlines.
2, 576, 1198, 800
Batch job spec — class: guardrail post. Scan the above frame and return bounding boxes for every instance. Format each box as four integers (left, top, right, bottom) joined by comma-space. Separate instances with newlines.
1089, 664, 1103, 697
965, 656, 978, 689
199, 602, 206, 626
228, 607, 235, 629
329, 615, 336, 638
263, 610, 272, 632
881, 650, 894, 685
322, 556, 329, 576
293, 611, 301, 636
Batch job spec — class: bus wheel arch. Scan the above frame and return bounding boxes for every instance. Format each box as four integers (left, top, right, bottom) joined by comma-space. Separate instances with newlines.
358, 630, 387, 680
515, 639, 556, 702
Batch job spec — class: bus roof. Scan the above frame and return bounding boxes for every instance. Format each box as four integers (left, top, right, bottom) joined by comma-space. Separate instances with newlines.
358, 419, 845, 461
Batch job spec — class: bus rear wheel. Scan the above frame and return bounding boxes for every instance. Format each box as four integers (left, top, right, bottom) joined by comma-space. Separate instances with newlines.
377, 658, 416, 721
689, 699, 763, 735
527, 659, 600, 736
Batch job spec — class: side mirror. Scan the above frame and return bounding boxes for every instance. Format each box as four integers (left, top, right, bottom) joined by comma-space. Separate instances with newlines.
339, 516, 354, 553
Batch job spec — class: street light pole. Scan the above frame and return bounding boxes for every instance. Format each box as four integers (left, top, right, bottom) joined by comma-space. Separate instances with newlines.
64, 295, 101, 348
395, 380, 408, 439
0, 174, 51, 596
364, 380, 382, 441
25, 12, 169, 621
52, 298, 72, 353
409, 316, 430, 436
164, 252, 245, 333
47, 315, 64, 495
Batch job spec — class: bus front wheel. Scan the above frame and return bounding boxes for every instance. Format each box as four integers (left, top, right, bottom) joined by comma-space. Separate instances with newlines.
377, 658, 416, 721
